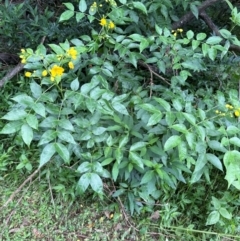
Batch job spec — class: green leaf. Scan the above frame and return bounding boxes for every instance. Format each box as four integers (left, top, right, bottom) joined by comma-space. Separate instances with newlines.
132, 1, 147, 14
115, 148, 123, 164
190, 3, 198, 18
77, 162, 91, 173
12, 94, 34, 106
90, 173, 103, 193
219, 207, 232, 220
58, 119, 75, 132
129, 33, 144, 42
92, 127, 107, 135
208, 47, 217, 61
206, 211, 220, 225
112, 102, 129, 115
140, 103, 160, 113
57, 130, 76, 144
130, 142, 147, 151
202, 43, 209, 57
223, 150, 240, 188
166, 112, 176, 126
59, 10, 74, 22
208, 140, 227, 153
147, 112, 162, 126
64, 2, 74, 11
206, 153, 223, 171
0, 121, 22, 134
54, 143, 70, 164
26, 114, 38, 130
155, 24, 163, 35
170, 124, 188, 134
39, 143, 56, 168
101, 158, 114, 166
128, 52, 137, 68
183, 112, 196, 125
154, 97, 171, 111
178, 141, 188, 161
102, 68, 112, 77
39, 116, 57, 128
119, 136, 129, 148
140, 170, 154, 184
192, 40, 200, 50
38, 130, 57, 146
48, 44, 64, 54
78, 173, 90, 192
30, 82, 42, 99
129, 152, 144, 169
76, 12, 85, 22
196, 33, 207, 41
206, 36, 222, 45
70, 78, 79, 91
112, 161, 119, 181
79, 0, 87, 12
185, 131, 195, 149
32, 103, 46, 117
2, 109, 27, 121
186, 30, 194, 39
226, 126, 239, 136
21, 124, 33, 147
172, 99, 182, 111
86, 98, 97, 113
164, 135, 182, 151
229, 137, 240, 147
140, 39, 149, 53
194, 154, 207, 173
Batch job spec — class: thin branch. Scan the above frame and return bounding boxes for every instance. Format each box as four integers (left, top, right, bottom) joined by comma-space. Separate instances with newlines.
200, 10, 240, 53
199, 10, 221, 35
172, 0, 222, 30
0, 167, 41, 210
0, 63, 24, 88
138, 61, 171, 86
0, 36, 46, 88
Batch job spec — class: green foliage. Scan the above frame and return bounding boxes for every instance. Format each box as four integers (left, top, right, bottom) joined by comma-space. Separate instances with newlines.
1, 0, 240, 237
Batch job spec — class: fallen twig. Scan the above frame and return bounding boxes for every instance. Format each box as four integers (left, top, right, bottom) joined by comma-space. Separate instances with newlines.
1, 167, 41, 210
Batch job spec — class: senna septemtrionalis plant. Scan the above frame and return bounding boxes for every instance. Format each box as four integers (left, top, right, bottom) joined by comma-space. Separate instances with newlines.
1, 0, 240, 217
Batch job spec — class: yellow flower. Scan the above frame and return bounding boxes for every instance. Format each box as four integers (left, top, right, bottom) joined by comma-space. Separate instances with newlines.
173, 32, 177, 37
234, 110, 240, 117
21, 49, 25, 53
177, 28, 183, 33
68, 61, 74, 69
108, 21, 115, 29
25, 72, 32, 77
50, 65, 64, 80
67, 47, 77, 60
215, 110, 219, 114
100, 17, 107, 26
42, 70, 48, 77
21, 58, 26, 64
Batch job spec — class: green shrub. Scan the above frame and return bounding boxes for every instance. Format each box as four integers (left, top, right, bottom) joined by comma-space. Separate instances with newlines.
1, 0, 240, 235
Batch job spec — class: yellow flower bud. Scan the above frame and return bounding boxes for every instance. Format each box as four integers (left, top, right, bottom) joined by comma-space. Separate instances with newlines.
25, 72, 32, 77
68, 61, 74, 69
42, 70, 48, 77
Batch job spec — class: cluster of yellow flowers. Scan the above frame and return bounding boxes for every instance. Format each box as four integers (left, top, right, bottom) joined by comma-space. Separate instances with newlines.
90, 2, 98, 12
90, 2, 103, 13
215, 104, 240, 117
172, 28, 183, 37
19, 48, 32, 64
105, 0, 117, 6
22, 46, 78, 82
100, 17, 115, 29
